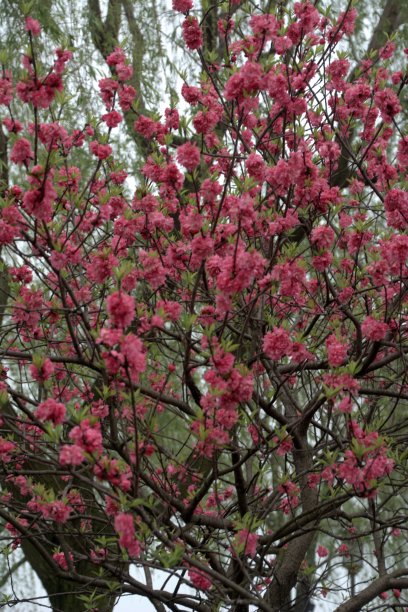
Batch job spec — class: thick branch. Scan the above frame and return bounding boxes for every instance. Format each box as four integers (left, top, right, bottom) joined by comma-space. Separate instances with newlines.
334, 570, 408, 612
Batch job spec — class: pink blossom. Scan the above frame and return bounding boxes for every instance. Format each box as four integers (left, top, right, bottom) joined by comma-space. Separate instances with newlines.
3, 118, 23, 133
182, 17, 203, 50
310, 225, 335, 249
116, 63, 132, 82
0, 439, 16, 463
326, 335, 347, 367
172, 0, 193, 12
165, 107, 180, 130
41, 500, 72, 523
69, 419, 102, 454
278, 481, 300, 515
102, 110, 123, 128
53, 551, 73, 570
36, 399, 66, 425
0, 220, 18, 245
337, 397, 352, 414
263, 327, 292, 361
10, 138, 34, 165
90, 548, 108, 564
312, 252, 333, 271
188, 568, 212, 590
89, 141, 112, 160
379, 41, 396, 59
328, 59, 349, 85
361, 317, 389, 341
337, 543, 350, 557
29, 358, 55, 382
317, 545, 329, 558
246, 152, 266, 180
382, 234, 408, 270
235, 529, 258, 558
59, 444, 85, 466
274, 435, 293, 457
384, 189, 408, 224
9, 266, 31, 284
177, 142, 200, 172
134, 115, 161, 139
0, 73, 13, 106
138, 250, 167, 288
290, 342, 313, 364
181, 83, 201, 105
106, 291, 135, 329
224, 62, 263, 100
22, 175, 56, 221
375, 88, 402, 123
344, 83, 371, 110
217, 18, 234, 36
16, 70, 64, 109
86, 252, 119, 284
114, 512, 141, 557
98, 77, 119, 109
397, 137, 408, 168
293, 1, 320, 33
157, 300, 182, 322
250, 14, 278, 39
25, 17, 41, 36
120, 334, 146, 381
118, 84, 136, 111
329, 7, 357, 40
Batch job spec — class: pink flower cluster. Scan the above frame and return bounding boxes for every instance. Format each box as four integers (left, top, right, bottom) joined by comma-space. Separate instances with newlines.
36, 398, 66, 425
188, 568, 212, 590
310, 225, 335, 249
22, 165, 57, 222
234, 529, 259, 558
29, 358, 55, 382
278, 481, 300, 515
10, 138, 34, 165
25, 17, 41, 36
199, 353, 254, 449
27, 497, 72, 523
89, 140, 112, 160
177, 142, 201, 172
69, 418, 103, 454
106, 291, 135, 329
263, 327, 292, 361
53, 551, 73, 570
384, 188, 408, 230
0, 438, 16, 463
182, 17, 203, 50
59, 444, 85, 466
361, 316, 389, 341
172, 0, 193, 12
114, 512, 141, 557
326, 334, 347, 367
337, 422, 394, 497
0, 71, 12, 106
16, 47, 72, 109
106, 47, 133, 81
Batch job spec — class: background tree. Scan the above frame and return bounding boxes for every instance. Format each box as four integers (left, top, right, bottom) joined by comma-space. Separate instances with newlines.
0, 1, 408, 612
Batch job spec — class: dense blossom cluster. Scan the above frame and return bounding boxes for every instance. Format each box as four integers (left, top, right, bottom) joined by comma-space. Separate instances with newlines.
0, 2, 407, 611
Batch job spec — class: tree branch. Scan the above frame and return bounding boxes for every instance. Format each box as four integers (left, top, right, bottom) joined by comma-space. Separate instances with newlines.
334, 569, 408, 612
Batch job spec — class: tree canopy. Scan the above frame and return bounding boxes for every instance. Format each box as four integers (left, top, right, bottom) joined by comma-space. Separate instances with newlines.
0, 1, 408, 611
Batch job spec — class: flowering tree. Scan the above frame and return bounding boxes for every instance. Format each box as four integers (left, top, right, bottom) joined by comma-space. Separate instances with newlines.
1, 2, 408, 611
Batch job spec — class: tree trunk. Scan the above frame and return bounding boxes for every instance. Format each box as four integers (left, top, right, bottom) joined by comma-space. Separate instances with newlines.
22, 543, 116, 612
